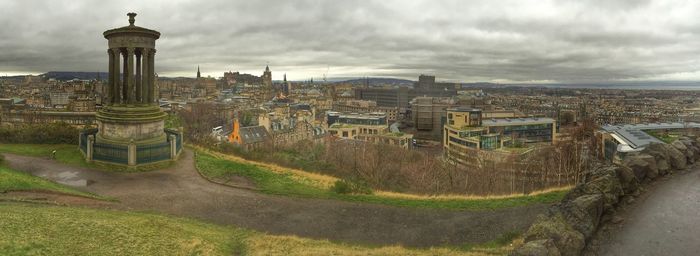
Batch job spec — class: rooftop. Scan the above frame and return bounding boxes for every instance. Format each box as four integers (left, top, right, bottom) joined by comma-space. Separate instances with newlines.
601, 122, 700, 150
103, 13, 160, 39
447, 107, 482, 112
482, 117, 556, 126
328, 111, 387, 120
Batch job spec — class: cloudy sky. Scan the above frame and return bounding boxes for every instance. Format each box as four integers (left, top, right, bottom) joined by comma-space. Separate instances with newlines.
0, 0, 699, 83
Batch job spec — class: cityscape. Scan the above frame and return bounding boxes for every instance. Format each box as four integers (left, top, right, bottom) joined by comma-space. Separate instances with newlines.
1, 1, 699, 256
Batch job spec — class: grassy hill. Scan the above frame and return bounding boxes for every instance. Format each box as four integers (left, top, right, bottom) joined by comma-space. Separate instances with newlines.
0, 154, 96, 198
0, 203, 513, 256
194, 149, 568, 210
0, 149, 524, 255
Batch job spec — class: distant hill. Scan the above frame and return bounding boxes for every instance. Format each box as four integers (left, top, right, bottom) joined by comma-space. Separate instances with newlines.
332, 77, 415, 87
42, 71, 109, 81
459, 82, 502, 88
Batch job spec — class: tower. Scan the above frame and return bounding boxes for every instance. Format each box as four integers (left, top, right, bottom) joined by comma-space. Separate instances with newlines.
262, 65, 272, 87
197, 65, 201, 79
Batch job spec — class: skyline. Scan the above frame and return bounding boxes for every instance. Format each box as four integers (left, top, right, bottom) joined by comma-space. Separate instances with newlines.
1, 0, 699, 83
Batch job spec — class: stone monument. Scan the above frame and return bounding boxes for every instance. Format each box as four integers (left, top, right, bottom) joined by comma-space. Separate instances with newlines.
98, 12, 165, 144
79, 13, 182, 166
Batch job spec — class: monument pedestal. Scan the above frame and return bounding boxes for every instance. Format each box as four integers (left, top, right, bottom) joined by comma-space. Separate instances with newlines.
96, 104, 168, 146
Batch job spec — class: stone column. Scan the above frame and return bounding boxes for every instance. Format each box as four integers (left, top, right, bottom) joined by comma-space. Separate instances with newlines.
126, 47, 135, 104
107, 49, 114, 105
87, 135, 94, 161
170, 134, 177, 159
122, 50, 128, 103
128, 139, 136, 166
149, 49, 156, 103
178, 126, 184, 154
113, 49, 121, 104
141, 48, 150, 104
135, 49, 142, 102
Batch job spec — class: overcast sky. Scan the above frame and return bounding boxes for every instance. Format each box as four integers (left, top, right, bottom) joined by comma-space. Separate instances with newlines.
1, 0, 699, 83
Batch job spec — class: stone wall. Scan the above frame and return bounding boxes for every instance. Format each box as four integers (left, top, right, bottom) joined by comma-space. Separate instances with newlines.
512, 136, 700, 256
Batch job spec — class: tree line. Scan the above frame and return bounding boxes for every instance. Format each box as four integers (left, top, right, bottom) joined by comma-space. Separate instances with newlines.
180, 103, 595, 196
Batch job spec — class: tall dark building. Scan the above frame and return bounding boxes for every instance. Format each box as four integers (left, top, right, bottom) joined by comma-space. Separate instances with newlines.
354, 86, 411, 108
197, 65, 201, 79
283, 73, 292, 95
354, 75, 457, 109
262, 65, 272, 87
417, 74, 435, 89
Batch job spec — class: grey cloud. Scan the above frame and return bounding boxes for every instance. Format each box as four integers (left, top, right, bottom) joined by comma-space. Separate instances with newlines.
0, 0, 698, 83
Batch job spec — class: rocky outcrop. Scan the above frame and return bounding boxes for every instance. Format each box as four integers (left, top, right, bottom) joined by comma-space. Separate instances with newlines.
523, 214, 585, 256
562, 194, 604, 238
645, 142, 686, 171
513, 136, 700, 256
614, 165, 639, 194
622, 153, 656, 180
515, 239, 561, 256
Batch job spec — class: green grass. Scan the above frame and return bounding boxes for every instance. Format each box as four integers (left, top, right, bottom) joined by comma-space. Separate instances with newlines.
195, 151, 567, 210
0, 144, 87, 167
0, 203, 247, 256
0, 144, 172, 172
645, 130, 679, 144
196, 152, 329, 198
0, 165, 98, 199
0, 203, 511, 256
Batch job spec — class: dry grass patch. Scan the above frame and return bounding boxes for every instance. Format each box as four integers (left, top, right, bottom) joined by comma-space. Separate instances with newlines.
193, 145, 337, 189
0, 203, 514, 256
246, 234, 513, 256
193, 146, 570, 201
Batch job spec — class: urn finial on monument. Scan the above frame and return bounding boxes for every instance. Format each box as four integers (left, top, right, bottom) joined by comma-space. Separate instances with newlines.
127, 12, 137, 26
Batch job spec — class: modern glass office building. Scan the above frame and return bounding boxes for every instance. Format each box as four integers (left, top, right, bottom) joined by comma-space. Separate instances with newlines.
443, 107, 557, 165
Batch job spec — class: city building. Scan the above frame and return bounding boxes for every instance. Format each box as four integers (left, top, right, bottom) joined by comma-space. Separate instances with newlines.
228, 118, 270, 150
262, 65, 272, 88
417, 74, 435, 89
443, 107, 556, 165
410, 96, 519, 140
326, 111, 413, 149
49, 91, 73, 108
257, 106, 326, 146
597, 122, 700, 162
332, 99, 400, 122
353, 75, 457, 109
69, 95, 96, 112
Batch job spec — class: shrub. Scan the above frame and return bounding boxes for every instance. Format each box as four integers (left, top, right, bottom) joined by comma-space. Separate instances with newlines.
331, 179, 373, 195
0, 122, 80, 144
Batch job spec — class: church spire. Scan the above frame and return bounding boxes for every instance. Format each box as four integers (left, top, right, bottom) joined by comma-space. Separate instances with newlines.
197, 65, 201, 79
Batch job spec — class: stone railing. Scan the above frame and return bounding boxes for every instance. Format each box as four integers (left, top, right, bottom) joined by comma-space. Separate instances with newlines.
513, 136, 700, 256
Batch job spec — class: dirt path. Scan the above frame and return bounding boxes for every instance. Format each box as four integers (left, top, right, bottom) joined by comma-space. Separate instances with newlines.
3, 150, 547, 247
598, 169, 700, 255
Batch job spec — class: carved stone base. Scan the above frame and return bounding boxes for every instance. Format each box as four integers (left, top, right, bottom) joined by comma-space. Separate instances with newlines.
96, 104, 167, 145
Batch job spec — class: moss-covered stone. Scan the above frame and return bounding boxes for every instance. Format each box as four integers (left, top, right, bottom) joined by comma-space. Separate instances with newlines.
523, 214, 585, 256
